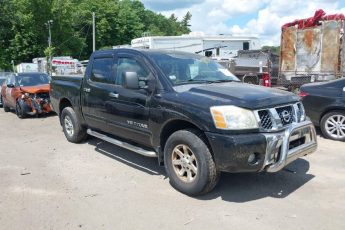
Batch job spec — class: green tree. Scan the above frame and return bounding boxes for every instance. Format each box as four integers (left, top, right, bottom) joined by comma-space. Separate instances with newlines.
0, 0, 193, 68
0, 0, 17, 70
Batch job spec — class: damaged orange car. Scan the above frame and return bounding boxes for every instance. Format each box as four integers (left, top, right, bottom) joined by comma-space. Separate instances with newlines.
1, 72, 52, 118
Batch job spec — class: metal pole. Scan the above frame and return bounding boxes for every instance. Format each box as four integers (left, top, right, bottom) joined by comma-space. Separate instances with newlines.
45, 20, 53, 74
48, 23, 51, 48
11, 60, 15, 72
92, 12, 95, 52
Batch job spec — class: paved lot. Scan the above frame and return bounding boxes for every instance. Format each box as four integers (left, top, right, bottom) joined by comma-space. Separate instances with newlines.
0, 109, 344, 230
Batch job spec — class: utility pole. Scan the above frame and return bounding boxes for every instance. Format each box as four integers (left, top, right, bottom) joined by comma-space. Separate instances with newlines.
45, 20, 53, 74
46, 20, 53, 48
11, 60, 15, 72
92, 12, 96, 52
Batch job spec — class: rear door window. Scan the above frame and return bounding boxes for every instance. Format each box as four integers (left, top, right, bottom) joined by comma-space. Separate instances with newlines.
90, 57, 116, 84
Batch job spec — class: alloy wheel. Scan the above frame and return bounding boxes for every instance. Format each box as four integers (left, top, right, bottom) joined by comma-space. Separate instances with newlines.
325, 114, 345, 139
171, 144, 198, 183
64, 116, 74, 137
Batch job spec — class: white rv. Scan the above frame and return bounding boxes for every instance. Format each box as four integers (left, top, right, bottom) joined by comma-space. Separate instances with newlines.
131, 34, 260, 59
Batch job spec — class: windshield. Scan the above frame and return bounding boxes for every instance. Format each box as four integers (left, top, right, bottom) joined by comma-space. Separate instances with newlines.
16, 73, 50, 87
148, 52, 240, 85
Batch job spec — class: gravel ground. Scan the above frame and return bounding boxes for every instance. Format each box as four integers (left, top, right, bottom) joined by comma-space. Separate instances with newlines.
0, 109, 344, 230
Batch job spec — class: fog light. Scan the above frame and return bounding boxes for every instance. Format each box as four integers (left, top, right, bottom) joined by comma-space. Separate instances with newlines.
248, 153, 259, 165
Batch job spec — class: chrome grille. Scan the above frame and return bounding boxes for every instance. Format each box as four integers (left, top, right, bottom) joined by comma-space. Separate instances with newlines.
255, 102, 305, 131
276, 105, 294, 125
258, 110, 273, 130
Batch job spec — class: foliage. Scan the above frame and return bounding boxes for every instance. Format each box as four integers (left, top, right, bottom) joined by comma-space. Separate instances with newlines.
0, 0, 192, 70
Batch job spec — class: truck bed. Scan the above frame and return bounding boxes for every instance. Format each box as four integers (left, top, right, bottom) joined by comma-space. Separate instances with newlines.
50, 75, 83, 114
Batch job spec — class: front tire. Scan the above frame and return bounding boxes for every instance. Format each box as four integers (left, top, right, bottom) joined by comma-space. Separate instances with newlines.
15, 101, 26, 119
61, 107, 87, 143
320, 111, 345, 141
164, 129, 220, 196
3, 100, 10, 112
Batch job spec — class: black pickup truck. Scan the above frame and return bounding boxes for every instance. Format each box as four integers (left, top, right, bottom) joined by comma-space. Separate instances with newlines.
50, 49, 317, 196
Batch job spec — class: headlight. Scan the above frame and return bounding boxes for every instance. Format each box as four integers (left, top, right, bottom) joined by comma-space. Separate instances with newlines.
22, 93, 30, 99
297, 102, 306, 122
210, 105, 258, 130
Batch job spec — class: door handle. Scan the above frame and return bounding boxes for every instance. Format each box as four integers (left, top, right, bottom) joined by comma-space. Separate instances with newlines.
109, 92, 119, 98
83, 88, 91, 93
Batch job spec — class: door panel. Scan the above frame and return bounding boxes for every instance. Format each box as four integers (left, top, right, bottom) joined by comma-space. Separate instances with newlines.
82, 56, 116, 131
6, 76, 17, 107
104, 55, 152, 146
105, 86, 151, 146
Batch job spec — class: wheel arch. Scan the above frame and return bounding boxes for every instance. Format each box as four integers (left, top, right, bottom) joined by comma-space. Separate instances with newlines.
59, 98, 73, 114
58, 98, 73, 124
159, 119, 213, 157
319, 106, 345, 124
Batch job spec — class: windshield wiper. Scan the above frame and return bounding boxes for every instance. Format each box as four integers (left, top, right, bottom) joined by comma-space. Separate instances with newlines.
207, 79, 239, 83
175, 79, 213, 85
175, 79, 239, 85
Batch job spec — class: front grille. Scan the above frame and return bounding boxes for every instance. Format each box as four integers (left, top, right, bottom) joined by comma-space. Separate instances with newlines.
258, 110, 273, 129
36, 92, 50, 99
291, 76, 311, 84
243, 75, 259, 84
256, 102, 305, 131
276, 105, 294, 126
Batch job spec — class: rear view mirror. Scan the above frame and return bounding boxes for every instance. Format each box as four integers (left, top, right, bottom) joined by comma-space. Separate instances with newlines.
7, 83, 15, 88
124, 72, 139, 89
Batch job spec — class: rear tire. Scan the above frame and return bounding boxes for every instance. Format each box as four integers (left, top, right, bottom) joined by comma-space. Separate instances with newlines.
164, 129, 220, 196
320, 111, 345, 141
61, 107, 87, 143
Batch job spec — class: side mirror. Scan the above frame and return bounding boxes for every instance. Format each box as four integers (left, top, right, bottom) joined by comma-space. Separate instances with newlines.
7, 83, 15, 88
124, 72, 139, 89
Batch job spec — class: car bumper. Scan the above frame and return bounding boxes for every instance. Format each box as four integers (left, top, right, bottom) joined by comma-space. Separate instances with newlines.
19, 98, 52, 115
205, 120, 317, 173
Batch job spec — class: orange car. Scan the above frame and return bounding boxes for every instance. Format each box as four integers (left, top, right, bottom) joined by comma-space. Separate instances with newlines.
1, 72, 52, 118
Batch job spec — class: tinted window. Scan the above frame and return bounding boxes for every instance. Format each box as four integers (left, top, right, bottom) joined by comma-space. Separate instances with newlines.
115, 58, 149, 87
90, 58, 115, 84
16, 73, 49, 87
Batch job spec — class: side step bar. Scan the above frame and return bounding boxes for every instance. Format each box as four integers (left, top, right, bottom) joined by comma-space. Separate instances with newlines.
87, 129, 157, 158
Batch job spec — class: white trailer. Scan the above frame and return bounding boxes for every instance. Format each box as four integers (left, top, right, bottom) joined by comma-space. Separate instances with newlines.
131, 34, 260, 60
16, 63, 38, 73
33, 56, 81, 75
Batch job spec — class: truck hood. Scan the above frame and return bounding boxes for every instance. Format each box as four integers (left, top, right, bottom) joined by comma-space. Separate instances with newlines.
174, 82, 299, 110
20, 84, 50, 94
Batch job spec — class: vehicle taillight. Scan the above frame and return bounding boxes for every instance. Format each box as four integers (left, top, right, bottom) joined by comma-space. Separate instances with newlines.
298, 92, 309, 98
262, 72, 271, 87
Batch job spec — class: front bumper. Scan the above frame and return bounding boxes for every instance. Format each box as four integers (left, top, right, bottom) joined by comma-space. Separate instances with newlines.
19, 97, 52, 115
205, 120, 317, 173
